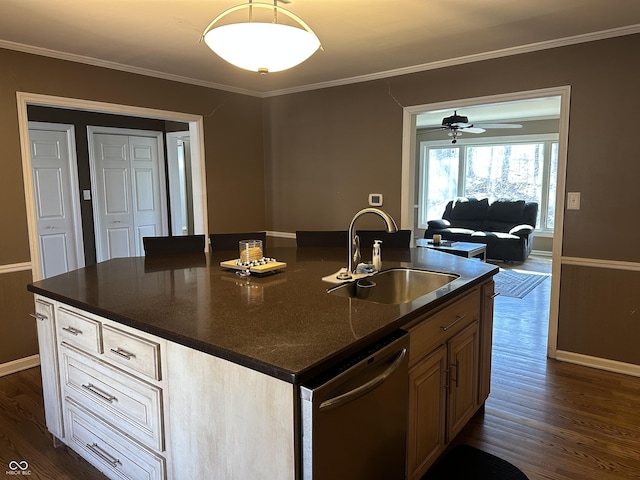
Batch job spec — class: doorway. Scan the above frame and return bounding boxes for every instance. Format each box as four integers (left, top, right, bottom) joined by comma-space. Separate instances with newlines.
88, 127, 169, 261
401, 86, 571, 359
166, 131, 194, 236
27, 122, 85, 279
18, 92, 209, 281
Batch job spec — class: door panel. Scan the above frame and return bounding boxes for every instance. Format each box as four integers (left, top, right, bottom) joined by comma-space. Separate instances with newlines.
29, 127, 84, 278
130, 136, 166, 255
103, 168, 130, 214
40, 234, 70, 279
92, 134, 134, 261
91, 132, 167, 261
447, 321, 479, 440
106, 228, 132, 259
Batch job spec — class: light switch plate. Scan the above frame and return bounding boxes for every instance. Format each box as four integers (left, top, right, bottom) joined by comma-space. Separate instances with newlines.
567, 192, 580, 210
369, 193, 383, 207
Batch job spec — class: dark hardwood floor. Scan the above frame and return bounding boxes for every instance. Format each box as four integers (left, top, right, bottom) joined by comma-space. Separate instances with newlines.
454, 254, 640, 479
0, 366, 107, 479
2, 254, 639, 479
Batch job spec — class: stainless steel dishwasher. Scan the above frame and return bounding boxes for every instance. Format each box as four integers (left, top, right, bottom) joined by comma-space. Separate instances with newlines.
300, 330, 409, 480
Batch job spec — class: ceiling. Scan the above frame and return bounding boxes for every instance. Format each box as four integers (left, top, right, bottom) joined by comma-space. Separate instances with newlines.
2, 1, 640, 97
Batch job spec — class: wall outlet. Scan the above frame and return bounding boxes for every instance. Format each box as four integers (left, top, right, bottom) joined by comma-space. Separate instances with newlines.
567, 192, 581, 210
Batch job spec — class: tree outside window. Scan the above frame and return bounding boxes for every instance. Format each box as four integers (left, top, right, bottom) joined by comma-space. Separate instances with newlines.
419, 137, 558, 231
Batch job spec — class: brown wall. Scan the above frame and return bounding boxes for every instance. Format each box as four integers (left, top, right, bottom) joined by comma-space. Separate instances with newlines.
263, 34, 640, 364
2, 33, 639, 368
264, 35, 640, 259
263, 80, 405, 231
558, 265, 640, 365
0, 270, 37, 362
0, 48, 264, 364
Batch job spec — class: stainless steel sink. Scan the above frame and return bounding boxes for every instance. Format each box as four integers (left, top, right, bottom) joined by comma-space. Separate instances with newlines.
328, 268, 459, 304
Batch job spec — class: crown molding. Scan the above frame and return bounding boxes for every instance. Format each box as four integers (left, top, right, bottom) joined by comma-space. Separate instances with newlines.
262, 24, 640, 98
0, 39, 262, 98
2, 24, 639, 99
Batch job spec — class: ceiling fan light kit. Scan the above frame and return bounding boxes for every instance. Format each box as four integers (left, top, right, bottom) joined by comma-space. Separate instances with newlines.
201, 1, 322, 74
422, 110, 523, 143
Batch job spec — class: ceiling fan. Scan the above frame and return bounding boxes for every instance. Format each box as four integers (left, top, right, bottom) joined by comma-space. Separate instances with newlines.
419, 111, 523, 143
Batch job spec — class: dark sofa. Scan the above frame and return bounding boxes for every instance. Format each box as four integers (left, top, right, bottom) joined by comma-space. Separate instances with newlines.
424, 198, 538, 262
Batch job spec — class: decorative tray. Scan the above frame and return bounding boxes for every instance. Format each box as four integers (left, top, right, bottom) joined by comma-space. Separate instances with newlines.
220, 258, 287, 275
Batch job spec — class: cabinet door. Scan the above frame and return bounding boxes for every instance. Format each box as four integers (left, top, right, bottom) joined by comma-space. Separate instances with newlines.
408, 345, 447, 480
34, 297, 64, 439
479, 280, 495, 402
447, 321, 479, 441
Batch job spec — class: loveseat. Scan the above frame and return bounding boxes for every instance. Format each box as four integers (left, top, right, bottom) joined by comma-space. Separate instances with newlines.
424, 198, 538, 262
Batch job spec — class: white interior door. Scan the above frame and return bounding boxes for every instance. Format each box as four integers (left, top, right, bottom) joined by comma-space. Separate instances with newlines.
130, 135, 167, 250
28, 124, 85, 278
90, 129, 167, 261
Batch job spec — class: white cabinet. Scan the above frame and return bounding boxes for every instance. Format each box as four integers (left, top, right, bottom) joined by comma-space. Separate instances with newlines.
60, 344, 164, 451
65, 400, 165, 480
34, 295, 168, 480
57, 306, 103, 354
33, 295, 295, 480
33, 298, 64, 440
165, 341, 295, 480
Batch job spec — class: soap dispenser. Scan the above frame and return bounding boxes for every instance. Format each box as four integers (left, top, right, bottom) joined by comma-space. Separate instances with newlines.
372, 240, 382, 271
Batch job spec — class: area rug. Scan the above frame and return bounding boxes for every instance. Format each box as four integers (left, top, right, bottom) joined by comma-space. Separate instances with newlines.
493, 269, 549, 299
422, 444, 529, 480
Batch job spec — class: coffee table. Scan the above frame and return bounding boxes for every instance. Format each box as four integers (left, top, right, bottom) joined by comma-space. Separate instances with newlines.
416, 238, 487, 261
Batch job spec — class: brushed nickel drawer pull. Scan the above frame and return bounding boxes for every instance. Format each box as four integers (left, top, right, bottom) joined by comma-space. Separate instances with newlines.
81, 383, 117, 403
62, 326, 82, 336
29, 313, 47, 321
490, 292, 500, 299
110, 347, 135, 360
441, 314, 467, 332
86, 443, 121, 467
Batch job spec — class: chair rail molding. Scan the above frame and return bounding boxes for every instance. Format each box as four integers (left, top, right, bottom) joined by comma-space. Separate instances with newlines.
561, 256, 640, 271
0, 262, 32, 274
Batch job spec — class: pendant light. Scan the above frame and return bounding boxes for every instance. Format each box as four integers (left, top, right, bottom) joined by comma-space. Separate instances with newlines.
201, 1, 322, 74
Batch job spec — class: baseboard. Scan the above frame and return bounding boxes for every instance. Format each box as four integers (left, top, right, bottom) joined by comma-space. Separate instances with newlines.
266, 230, 296, 239
555, 350, 640, 378
530, 249, 552, 257
0, 354, 40, 377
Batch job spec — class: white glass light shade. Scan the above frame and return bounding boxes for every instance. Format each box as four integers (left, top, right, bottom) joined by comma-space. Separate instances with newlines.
203, 22, 320, 73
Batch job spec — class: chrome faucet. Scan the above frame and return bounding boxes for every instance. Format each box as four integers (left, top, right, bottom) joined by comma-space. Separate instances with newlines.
337, 208, 398, 280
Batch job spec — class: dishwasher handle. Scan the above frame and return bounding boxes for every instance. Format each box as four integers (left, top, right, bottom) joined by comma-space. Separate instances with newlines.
318, 347, 407, 411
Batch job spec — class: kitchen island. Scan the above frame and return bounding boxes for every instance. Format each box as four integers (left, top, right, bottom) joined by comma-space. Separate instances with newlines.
28, 247, 497, 480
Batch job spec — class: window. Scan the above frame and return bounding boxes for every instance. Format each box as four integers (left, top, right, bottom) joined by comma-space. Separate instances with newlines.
418, 134, 558, 232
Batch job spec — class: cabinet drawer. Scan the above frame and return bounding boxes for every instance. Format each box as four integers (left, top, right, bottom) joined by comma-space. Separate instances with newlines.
58, 307, 102, 354
409, 289, 480, 365
103, 325, 161, 381
61, 345, 164, 452
65, 400, 165, 480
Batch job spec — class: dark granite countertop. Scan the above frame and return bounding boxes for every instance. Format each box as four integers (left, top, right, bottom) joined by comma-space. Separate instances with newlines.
27, 247, 497, 384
